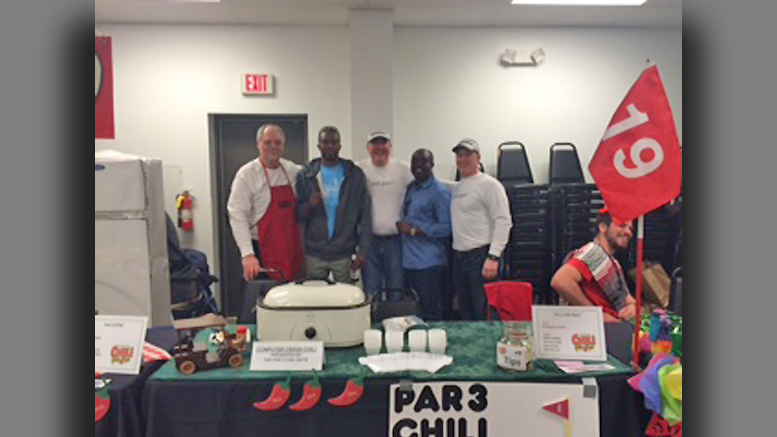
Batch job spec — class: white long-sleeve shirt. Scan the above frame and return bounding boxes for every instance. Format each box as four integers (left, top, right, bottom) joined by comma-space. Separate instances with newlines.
356, 158, 414, 236
227, 158, 302, 258
451, 172, 512, 257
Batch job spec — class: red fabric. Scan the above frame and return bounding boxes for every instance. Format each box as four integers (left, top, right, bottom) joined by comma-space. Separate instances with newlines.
484, 281, 533, 321
256, 165, 304, 281
589, 65, 682, 224
95, 36, 115, 139
142, 341, 172, 364
566, 259, 618, 318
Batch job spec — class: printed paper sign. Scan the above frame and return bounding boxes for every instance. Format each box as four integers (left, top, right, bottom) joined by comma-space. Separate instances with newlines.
532, 306, 607, 361
95, 315, 148, 374
389, 381, 599, 437
250, 341, 324, 371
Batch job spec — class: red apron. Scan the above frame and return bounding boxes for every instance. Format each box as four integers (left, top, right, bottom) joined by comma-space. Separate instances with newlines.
256, 164, 304, 281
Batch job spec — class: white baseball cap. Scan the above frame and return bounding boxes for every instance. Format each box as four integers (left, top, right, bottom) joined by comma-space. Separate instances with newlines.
367, 130, 391, 143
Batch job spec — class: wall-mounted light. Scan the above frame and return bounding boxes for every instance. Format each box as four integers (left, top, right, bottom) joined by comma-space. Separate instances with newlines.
500, 48, 546, 67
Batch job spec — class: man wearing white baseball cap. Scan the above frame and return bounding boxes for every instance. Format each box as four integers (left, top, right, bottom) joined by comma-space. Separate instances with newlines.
356, 130, 413, 299
450, 138, 512, 320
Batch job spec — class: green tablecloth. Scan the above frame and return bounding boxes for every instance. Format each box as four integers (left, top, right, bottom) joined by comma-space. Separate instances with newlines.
152, 321, 632, 382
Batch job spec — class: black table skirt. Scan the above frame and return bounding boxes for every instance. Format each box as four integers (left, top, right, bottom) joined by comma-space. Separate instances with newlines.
142, 323, 651, 437
95, 326, 178, 437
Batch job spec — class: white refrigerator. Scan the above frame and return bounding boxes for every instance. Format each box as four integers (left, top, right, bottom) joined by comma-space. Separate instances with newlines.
95, 150, 172, 326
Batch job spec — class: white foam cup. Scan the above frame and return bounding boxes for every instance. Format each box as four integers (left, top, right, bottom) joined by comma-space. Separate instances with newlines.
408, 330, 428, 352
428, 329, 447, 355
385, 329, 404, 353
363, 329, 383, 355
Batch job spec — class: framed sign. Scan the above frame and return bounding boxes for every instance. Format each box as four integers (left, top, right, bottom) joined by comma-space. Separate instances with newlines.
95, 36, 115, 139
532, 305, 608, 362
95, 315, 148, 374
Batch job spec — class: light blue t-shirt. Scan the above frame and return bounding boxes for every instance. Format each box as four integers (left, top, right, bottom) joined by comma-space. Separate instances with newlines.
320, 163, 345, 238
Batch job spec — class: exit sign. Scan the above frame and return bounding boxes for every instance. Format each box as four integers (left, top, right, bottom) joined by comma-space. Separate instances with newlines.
242, 74, 274, 95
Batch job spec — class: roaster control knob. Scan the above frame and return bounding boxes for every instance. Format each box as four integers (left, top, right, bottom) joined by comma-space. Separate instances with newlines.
304, 327, 317, 339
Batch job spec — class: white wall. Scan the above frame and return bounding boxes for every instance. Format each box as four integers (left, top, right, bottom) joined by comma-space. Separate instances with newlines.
95, 24, 351, 297
94, 22, 681, 295
393, 26, 682, 182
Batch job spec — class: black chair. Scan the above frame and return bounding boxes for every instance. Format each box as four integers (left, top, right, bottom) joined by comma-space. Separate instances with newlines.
549, 142, 584, 185
238, 279, 282, 324
497, 141, 533, 186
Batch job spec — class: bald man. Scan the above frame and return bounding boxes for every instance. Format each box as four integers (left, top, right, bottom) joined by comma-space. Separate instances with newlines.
227, 124, 304, 282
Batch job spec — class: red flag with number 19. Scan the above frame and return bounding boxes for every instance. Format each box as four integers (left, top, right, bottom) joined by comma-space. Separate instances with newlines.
589, 65, 682, 223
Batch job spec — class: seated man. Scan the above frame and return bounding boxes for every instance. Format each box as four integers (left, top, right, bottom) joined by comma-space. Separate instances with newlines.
550, 209, 637, 323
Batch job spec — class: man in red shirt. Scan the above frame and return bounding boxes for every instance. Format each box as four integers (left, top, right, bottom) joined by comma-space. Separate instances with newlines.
550, 209, 637, 322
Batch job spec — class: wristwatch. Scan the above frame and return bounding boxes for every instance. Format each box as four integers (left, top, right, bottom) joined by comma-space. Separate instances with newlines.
410, 227, 418, 236
486, 254, 500, 262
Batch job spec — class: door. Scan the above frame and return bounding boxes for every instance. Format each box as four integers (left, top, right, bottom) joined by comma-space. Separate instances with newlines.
212, 114, 308, 316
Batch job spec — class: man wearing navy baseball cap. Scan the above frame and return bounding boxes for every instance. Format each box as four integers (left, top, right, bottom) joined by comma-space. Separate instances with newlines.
450, 138, 512, 320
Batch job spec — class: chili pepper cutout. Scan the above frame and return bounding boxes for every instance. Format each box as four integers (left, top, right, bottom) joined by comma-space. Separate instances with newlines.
253, 377, 292, 411
645, 413, 670, 436
327, 377, 364, 407
289, 375, 322, 411
669, 422, 682, 437
95, 391, 111, 422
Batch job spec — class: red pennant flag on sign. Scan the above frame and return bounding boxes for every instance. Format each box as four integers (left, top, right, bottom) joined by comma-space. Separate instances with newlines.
542, 398, 570, 420
589, 65, 682, 224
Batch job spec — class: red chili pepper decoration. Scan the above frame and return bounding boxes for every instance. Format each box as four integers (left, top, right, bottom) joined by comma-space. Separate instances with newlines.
94, 392, 111, 422
253, 377, 292, 411
288, 375, 322, 411
327, 377, 365, 407
645, 413, 670, 436
669, 422, 682, 437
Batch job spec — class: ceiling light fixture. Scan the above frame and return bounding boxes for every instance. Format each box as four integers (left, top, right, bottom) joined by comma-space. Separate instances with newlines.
511, 0, 647, 5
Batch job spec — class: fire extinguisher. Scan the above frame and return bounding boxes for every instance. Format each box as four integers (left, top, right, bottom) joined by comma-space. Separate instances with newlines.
176, 190, 194, 231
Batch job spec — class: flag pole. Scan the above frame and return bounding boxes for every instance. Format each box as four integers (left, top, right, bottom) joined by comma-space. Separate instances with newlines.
632, 215, 645, 370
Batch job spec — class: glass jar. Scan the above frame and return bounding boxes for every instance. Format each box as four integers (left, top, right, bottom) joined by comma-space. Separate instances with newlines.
496, 322, 534, 372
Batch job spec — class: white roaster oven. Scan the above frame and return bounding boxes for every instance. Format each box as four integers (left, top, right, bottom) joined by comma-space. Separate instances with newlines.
256, 280, 370, 347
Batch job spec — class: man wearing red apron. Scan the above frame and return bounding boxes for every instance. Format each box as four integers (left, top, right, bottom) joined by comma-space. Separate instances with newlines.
255, 164, 303, 281
228, 124, 304, 282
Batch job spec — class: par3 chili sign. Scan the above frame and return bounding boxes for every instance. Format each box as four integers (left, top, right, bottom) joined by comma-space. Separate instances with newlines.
389, 382, 598, 437
95, 36, 115, 139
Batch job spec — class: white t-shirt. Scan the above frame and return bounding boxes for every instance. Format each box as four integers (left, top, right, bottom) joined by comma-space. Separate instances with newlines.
357, 158, 413, 236
227, 158, 302, 258
451, 172, 512, 256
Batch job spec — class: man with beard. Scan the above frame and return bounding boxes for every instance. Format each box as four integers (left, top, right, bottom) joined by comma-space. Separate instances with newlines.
550, 208, 637, 322
296, 125, 372, 283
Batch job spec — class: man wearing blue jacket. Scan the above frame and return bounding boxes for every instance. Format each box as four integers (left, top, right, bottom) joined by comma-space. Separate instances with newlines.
296, 126, 372, 283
